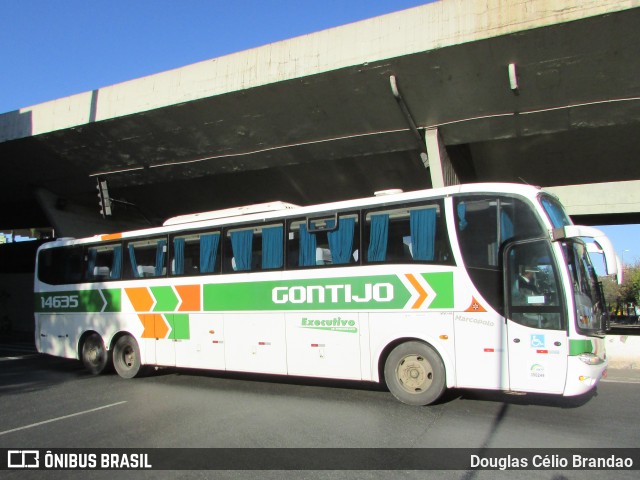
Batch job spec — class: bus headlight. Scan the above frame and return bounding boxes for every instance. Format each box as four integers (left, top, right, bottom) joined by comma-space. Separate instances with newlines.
578, 353, 604, 365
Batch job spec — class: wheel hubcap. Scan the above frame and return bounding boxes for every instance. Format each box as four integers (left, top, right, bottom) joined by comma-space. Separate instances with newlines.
123, 347, 134, 368
88, 347, 98, 362
396, 355, 433, 393
84, 340, 102, 366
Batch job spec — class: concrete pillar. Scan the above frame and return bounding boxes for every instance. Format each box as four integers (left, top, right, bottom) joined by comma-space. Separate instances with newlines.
425, 128, 460, 188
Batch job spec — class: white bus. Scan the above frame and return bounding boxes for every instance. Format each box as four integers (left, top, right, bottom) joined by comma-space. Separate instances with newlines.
34, 183, 618, 405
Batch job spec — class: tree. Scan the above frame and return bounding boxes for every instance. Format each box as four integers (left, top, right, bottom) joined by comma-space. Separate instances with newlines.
603, 260, 640, 316
601, 275, 623, 313
621, 261, 640, 305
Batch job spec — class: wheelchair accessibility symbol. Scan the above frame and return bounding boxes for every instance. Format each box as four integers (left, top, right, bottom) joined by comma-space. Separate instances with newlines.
530, 334, 545, 348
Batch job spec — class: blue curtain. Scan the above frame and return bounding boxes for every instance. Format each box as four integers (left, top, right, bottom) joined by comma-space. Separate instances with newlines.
86, 248, 97, 278
173, 238, 185, 275
110, 246, 122, 279
457, 202, 468, 231
367, 214, 389, 262
298, 224, 317, 267
231, 230, 252, 271
200, 233, 220, 273
328, 217, 355, 265
500, 211, 514, 243
155, 239, 167, 277
128, 244, 140, 278
410, 208, 436, 261
262, 226, 283, 269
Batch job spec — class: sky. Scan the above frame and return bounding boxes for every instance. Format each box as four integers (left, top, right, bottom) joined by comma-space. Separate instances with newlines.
0, 0, 637, 268
594, 224, 640, 268
0, 0, 429, 112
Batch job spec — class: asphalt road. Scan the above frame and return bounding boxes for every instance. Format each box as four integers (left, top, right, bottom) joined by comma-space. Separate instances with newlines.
0, 353, 638, 479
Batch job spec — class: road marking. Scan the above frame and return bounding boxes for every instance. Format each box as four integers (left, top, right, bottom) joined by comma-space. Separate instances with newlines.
0, 401, 127, 436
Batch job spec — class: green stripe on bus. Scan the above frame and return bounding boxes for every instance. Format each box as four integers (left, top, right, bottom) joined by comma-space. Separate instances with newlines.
151, 286, 179, 312
101, 288, 121, 313
169, 314, 190, 340
569, 339, 594, 356
203, 273, 453, 311
34, 288, 121, 313
423, 272, 454, 308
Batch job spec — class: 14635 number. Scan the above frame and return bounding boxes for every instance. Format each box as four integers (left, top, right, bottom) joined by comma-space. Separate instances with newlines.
41, 295, 79, 310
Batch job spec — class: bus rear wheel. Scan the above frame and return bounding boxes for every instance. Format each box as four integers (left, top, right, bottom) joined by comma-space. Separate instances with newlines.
112, 335, 143, 379
81, 333, 110, 375
384, 341, 446, 406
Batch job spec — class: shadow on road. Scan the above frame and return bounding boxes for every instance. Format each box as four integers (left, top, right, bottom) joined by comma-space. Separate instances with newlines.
0, 354, 92, 397
444, 386, 598, 408
0, 354, 599, 411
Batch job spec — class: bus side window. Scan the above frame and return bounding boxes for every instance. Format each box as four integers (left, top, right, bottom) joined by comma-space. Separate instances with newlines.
85, 244, 122, 281
455, 196, 544, 268
287, 214, 359, 269
125, 238, 167, 279
171, 232, 220, 276
455, 195, 545, 316
37, 246, 84, 285
365, 211, 410, 263
364, 202, 449, 264
223, 224, 284, 273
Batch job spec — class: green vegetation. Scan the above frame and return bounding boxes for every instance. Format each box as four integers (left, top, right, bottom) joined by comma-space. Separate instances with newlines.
602, 261, 640, 318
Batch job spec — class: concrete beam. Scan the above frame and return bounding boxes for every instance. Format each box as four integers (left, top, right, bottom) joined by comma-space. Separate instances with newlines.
546, 180, 640, 216
0, 0, 634, 142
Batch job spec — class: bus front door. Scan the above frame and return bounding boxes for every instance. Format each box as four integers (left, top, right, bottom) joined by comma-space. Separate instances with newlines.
504, 239, 568, 394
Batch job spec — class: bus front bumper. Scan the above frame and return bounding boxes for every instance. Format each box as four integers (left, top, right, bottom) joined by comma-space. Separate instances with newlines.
563, 354, 608, 397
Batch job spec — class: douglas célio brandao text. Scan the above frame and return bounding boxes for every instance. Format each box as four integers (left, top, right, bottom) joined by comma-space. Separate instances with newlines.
470, 453, 634, 470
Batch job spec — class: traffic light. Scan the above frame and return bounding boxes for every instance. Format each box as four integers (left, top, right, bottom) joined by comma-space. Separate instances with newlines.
96, 177, 112, 217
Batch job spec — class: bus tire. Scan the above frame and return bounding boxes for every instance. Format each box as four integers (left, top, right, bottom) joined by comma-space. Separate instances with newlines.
112, 335, 143, 379
81, 333, 110, 375
384, 341, 446, 406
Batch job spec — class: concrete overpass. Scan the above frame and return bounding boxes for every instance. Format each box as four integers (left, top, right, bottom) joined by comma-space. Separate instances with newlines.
1, 0, 639, 237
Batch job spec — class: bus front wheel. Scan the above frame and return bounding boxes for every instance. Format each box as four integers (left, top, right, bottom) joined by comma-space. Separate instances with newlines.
384, 341, 446, 406
112, 335, 143, 379
81, 333, 110, 375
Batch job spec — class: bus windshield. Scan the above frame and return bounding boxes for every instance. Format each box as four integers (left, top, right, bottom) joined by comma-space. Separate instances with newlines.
540, 195, 572, 229
563, 240, 607, 335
